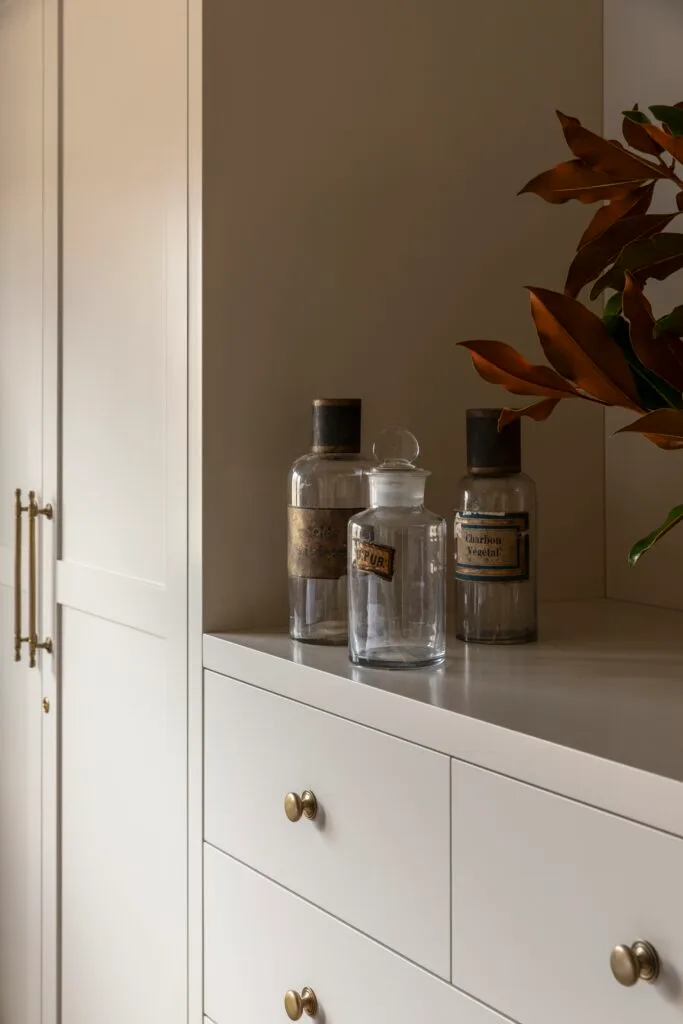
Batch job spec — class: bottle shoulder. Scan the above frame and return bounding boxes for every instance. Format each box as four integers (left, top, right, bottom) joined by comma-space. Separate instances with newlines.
455, 470, 536, 509
290, 452, 371, 478
350, 505, 446, 527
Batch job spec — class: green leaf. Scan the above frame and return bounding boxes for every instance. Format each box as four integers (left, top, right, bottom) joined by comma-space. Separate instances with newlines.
591, 233, 683, 298
654, 305, 683, 337
602, 307, 683, 409
628, 504, 683, 566
623, 108, 652, 125
650, 105, 683, 137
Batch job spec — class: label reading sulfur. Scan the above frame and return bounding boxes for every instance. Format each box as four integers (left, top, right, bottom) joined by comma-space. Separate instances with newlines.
352, 539, 396, 582
454, 511, 529, 582
288, 507, 363, 580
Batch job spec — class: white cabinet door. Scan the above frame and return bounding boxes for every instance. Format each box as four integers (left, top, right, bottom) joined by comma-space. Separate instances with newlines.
0, 3, 48, 1022
452, 762, 683, 1024
205, 844, 505, 1024
57, 1, 188, 1021
204, 672, 451, 978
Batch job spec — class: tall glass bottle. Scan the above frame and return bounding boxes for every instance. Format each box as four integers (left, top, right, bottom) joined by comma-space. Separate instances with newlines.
348, 429, 446, 668
288, 399, 369, 645
455, 409, 537, 644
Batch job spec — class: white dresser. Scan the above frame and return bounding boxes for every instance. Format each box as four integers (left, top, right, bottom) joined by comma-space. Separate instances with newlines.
200, 600, 683, 1024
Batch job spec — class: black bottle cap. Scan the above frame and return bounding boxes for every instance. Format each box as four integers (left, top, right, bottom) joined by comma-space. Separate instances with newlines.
466, 408, 521, 473
312, 399, 362, 453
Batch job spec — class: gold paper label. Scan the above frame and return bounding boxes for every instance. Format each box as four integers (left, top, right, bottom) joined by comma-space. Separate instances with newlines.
454, 511, 529, 582
288, 507, 362, 580
352, 539, 396, 582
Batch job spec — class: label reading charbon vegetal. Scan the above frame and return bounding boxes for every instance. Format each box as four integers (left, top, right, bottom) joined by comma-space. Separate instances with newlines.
454, 511, 529, 582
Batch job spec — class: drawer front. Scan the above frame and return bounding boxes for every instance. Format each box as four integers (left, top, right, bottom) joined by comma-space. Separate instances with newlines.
204, 843, 504, 1024
204, 671, 450, 977
452, 762, 683, 1024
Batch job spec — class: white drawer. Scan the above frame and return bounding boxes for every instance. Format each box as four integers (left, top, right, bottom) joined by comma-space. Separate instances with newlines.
204, 843, 505, 1024
204, 670, 450, 978
452, 762, 683, 1024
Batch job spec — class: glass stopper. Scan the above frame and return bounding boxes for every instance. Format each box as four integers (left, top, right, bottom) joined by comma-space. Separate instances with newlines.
372, 427, 420, 468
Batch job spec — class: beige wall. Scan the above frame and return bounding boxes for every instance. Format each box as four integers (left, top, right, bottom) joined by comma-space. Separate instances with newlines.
203, 1, 604, 631
604, 0, 683, 610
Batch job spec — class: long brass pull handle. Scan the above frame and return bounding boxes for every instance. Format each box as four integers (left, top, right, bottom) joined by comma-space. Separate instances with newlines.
27, 490, 53, 668
14, 489, 28, 660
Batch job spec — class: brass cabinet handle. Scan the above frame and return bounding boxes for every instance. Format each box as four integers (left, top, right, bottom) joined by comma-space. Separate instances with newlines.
14, 489, 28, 660
27, 491, 53, 667
284, 790, 318, 823
611, 940, 660, 986
284, 987, 318, 1020
14, 489, 53, 667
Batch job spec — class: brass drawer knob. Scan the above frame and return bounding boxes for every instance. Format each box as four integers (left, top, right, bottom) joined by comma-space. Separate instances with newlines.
284, 987, 318, 1020
611, 940, 660, 986
284, 790, 318, 823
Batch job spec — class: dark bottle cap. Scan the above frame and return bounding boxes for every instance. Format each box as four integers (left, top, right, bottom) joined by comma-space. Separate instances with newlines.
466, 408, 521, 473
312, 399, 362, 454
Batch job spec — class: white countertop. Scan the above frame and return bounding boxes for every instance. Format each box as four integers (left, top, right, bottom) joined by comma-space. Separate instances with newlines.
204, 599, 683, 838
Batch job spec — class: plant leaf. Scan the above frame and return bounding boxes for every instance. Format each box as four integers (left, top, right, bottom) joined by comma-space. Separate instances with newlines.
556, 111, 665, 179
603, 303, 681, 410
622, 106, 663, 156
520, 160, 647, 205
527, 287, 641, 410
650, 105, 683, 137
616, 408, 683, 449
498, 399, 561, 429
655, 305, 683, 337
642, 124, 683, 163
591, 233, 683, 297
565, 213, 676, 297
628, 504, 683, 567
458, 340, 579, 398
622, 275, 683, 394
578, 183, 655, 248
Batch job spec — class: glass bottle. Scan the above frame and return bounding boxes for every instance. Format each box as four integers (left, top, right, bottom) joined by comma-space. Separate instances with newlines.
288, 399, 369, 645
348, 429, 446, 668
455, 409, 537, 644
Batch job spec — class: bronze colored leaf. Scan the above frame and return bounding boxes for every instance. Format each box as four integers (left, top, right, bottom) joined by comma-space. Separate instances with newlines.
643, 124, 683, 163
528, 287, 641, 410
556, 111, 665, 179
622, 275, 683, 393
622, 108, 663, 156
498, 400, 561, 429
578, 183, 654, 249
591, 233, 683, 297
616, 409, 683, 449
565, 213, 675, 298
520, 160, 648, 205
458, 340, 579, 398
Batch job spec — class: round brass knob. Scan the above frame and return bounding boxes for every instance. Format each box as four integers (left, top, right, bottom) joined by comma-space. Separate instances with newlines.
610, 940, 660, 986
284, 987, 318, 1019
284, 790, 318, 823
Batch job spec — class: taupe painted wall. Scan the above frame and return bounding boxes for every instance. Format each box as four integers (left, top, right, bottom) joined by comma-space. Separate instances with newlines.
604, 0, 683, 610
203, 1, 604, 631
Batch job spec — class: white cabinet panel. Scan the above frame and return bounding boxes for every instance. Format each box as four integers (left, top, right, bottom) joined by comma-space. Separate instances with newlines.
60, 609, 185, 1024
452, 761, 683, 1024
61, 0, 187, 584
205, 843, 504, 1024
204, 671, 451, 978
0, 3, 46, 1022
